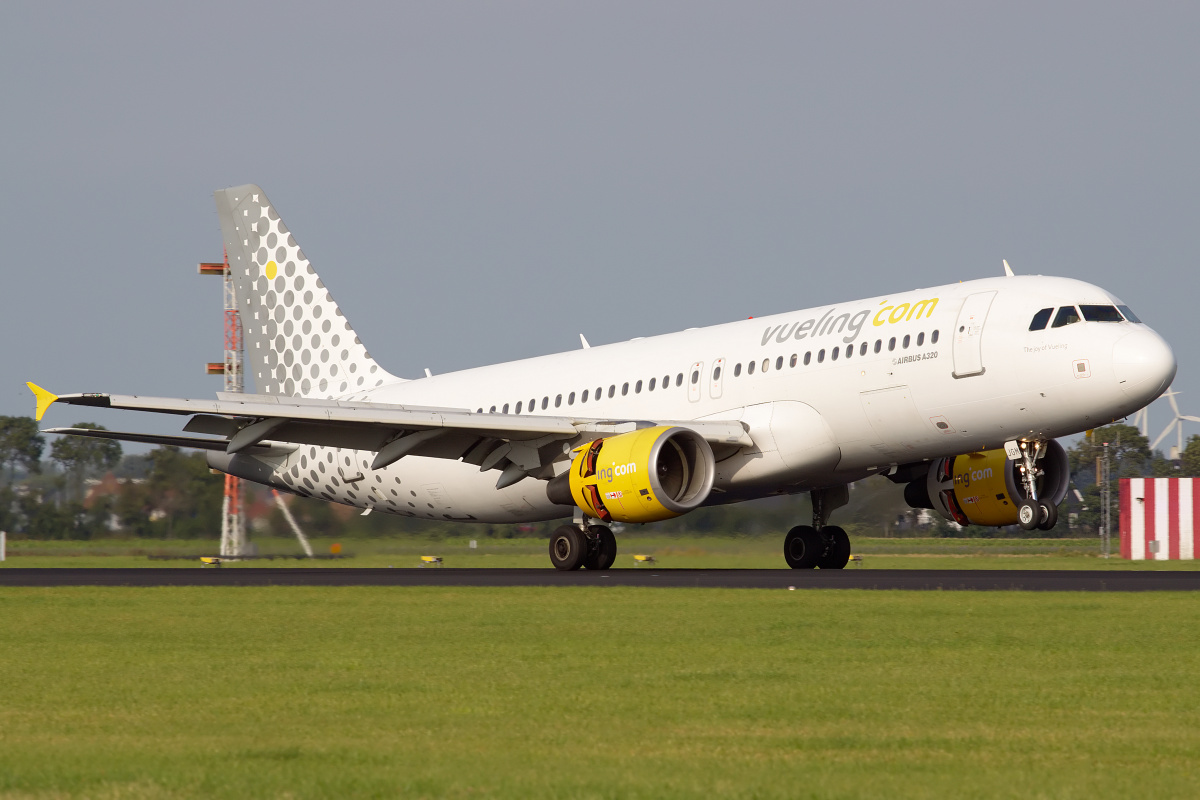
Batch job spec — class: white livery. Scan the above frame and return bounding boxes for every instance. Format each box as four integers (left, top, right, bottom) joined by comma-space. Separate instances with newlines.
31, 185, 1177, 569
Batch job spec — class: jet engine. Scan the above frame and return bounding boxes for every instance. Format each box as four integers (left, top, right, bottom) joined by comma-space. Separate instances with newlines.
904, 440, 1069, 527
546, 426, 715, 524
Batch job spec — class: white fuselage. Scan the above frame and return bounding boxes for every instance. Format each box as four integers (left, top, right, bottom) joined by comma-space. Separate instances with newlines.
249, 275, 1174, 523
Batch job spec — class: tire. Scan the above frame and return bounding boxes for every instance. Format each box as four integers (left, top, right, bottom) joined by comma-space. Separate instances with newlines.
549, 525, 587, 570
583, 526, 617, 570
1037, 500, 1059, 531
816, 526, 851, 569
783, 525, 822, 569
1017, 500, 1039, 531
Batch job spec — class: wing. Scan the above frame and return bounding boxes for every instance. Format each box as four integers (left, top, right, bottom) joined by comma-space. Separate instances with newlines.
29, 384, 753, 488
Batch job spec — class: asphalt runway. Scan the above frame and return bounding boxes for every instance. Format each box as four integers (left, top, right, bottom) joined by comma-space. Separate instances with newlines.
2, 568, 1199, 591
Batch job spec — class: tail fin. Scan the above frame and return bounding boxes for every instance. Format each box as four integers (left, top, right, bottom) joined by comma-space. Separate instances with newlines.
214, 184, 401, 398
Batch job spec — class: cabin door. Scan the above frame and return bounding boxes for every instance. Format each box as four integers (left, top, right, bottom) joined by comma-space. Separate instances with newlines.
952, 291, 996, 378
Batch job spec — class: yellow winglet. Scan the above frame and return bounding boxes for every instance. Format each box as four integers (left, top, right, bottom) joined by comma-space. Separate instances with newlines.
26, 383, 58, 422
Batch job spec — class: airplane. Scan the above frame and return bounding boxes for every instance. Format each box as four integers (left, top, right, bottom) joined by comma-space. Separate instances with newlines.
29, 184, 1177, 570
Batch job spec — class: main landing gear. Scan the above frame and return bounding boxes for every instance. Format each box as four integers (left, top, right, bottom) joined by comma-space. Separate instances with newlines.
1014, 439, 1058, 532
784, 486, 853, 569
549, 522, 617, 570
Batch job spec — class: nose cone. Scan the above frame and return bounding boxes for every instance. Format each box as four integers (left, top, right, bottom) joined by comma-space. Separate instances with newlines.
1113, 329, 1177, 405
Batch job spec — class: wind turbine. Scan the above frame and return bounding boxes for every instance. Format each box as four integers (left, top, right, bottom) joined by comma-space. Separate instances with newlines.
1130, 406, 1149, 438
1150, 389, 1200, 459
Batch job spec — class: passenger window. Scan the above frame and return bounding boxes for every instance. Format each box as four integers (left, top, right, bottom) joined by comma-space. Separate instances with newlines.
516, 401, 523, 414
916, 332, 924, 347
476, 408, 483, 414
712, 366, 721, 381
790, 354, 797, 368
734, 363, 742, 377
1117, 305, 1141, 323
874, 340, 882, 354
1029, 307, 1053, 331
748, 360, 756, 375
804, 352, 811, 366
542, 397, 549, 410
1080, 305, 1124, 323
581, 390, 588, 403
596, 387, 602, 400
1052, 306, 1081, 328
568, 392, 575, 405
649, 377, 656, 391
817, 349, 825, 363
502, 403, 509, 413
845, 344, 853, 359
635, 380, 643, 393
555, 394, 562, 408
931, 330, 939, 344
831, 346, 839, 361
664, 375, 670, 388
530, 398, 536, 411
622, 382, 629, 396
691, 370, 700, 385
676, 373, 684, 387
608, 385, 615, 398
761, 359, 769, 373
888, 337, 896, 351
902, 335, 910, 349
860, 341, 867, 356
489, 405, 496, 413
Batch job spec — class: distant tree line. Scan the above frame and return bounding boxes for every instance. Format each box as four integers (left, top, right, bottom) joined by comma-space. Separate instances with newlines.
2, 414, 1199, 541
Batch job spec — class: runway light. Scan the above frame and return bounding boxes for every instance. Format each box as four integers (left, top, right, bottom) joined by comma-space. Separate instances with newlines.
420, 556, 443, 567
633, 555, 656, 565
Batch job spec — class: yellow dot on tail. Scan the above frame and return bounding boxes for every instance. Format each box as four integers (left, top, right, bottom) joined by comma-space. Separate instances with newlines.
265, 260, 277, 280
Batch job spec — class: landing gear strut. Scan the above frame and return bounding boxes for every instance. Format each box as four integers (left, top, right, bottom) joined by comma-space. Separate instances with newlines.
549, 518, 617, 571
1015, 440, 1057, 531
784, 486, 852, 569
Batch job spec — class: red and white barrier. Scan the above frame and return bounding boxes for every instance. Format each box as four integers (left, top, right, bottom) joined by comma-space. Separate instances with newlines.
1119, 478, 1199, 560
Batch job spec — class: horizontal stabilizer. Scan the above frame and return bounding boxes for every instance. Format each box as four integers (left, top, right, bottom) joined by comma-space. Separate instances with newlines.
41, 427, 296, 457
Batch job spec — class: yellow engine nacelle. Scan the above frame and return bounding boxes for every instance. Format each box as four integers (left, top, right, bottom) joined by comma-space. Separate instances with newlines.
546, 426, 715, 524
905, 440, 1069, 527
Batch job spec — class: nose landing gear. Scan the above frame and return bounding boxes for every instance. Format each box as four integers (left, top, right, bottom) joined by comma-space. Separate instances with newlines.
1015, 440, 1058, 531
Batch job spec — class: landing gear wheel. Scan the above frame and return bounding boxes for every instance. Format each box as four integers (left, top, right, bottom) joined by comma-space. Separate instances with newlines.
1036, 500, 1058, 531
1017, 500, 1039, 531
784, 525, 822, 569
583, 526, 617, 570
816, 526, 851, 569
549, 525, 587, 570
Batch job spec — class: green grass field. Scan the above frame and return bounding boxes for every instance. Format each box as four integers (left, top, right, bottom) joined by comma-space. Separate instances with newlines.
4, 535, 1199, 570
1, 587, 1198, 798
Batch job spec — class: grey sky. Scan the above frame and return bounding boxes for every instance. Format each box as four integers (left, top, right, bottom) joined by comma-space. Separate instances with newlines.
2, 2, 1197, 449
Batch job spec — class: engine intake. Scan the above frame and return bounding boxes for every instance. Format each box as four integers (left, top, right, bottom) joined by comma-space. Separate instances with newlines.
546, 426, 715, 524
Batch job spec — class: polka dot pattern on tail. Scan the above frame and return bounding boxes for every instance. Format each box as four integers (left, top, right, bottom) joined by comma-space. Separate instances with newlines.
214, 185, 399, 398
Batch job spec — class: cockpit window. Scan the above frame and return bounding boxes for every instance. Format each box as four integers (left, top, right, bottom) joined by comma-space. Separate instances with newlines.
1051, 306, 1081, 328
1117, 305, 1142, 323
1029, 308, 1053, 331
1080, 305, 1124, 323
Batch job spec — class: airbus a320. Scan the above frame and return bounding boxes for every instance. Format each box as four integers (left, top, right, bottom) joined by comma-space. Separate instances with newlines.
29, 185, 1177, 569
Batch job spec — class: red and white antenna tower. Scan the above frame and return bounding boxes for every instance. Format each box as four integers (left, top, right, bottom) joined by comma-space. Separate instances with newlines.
200, 252, 246, 556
